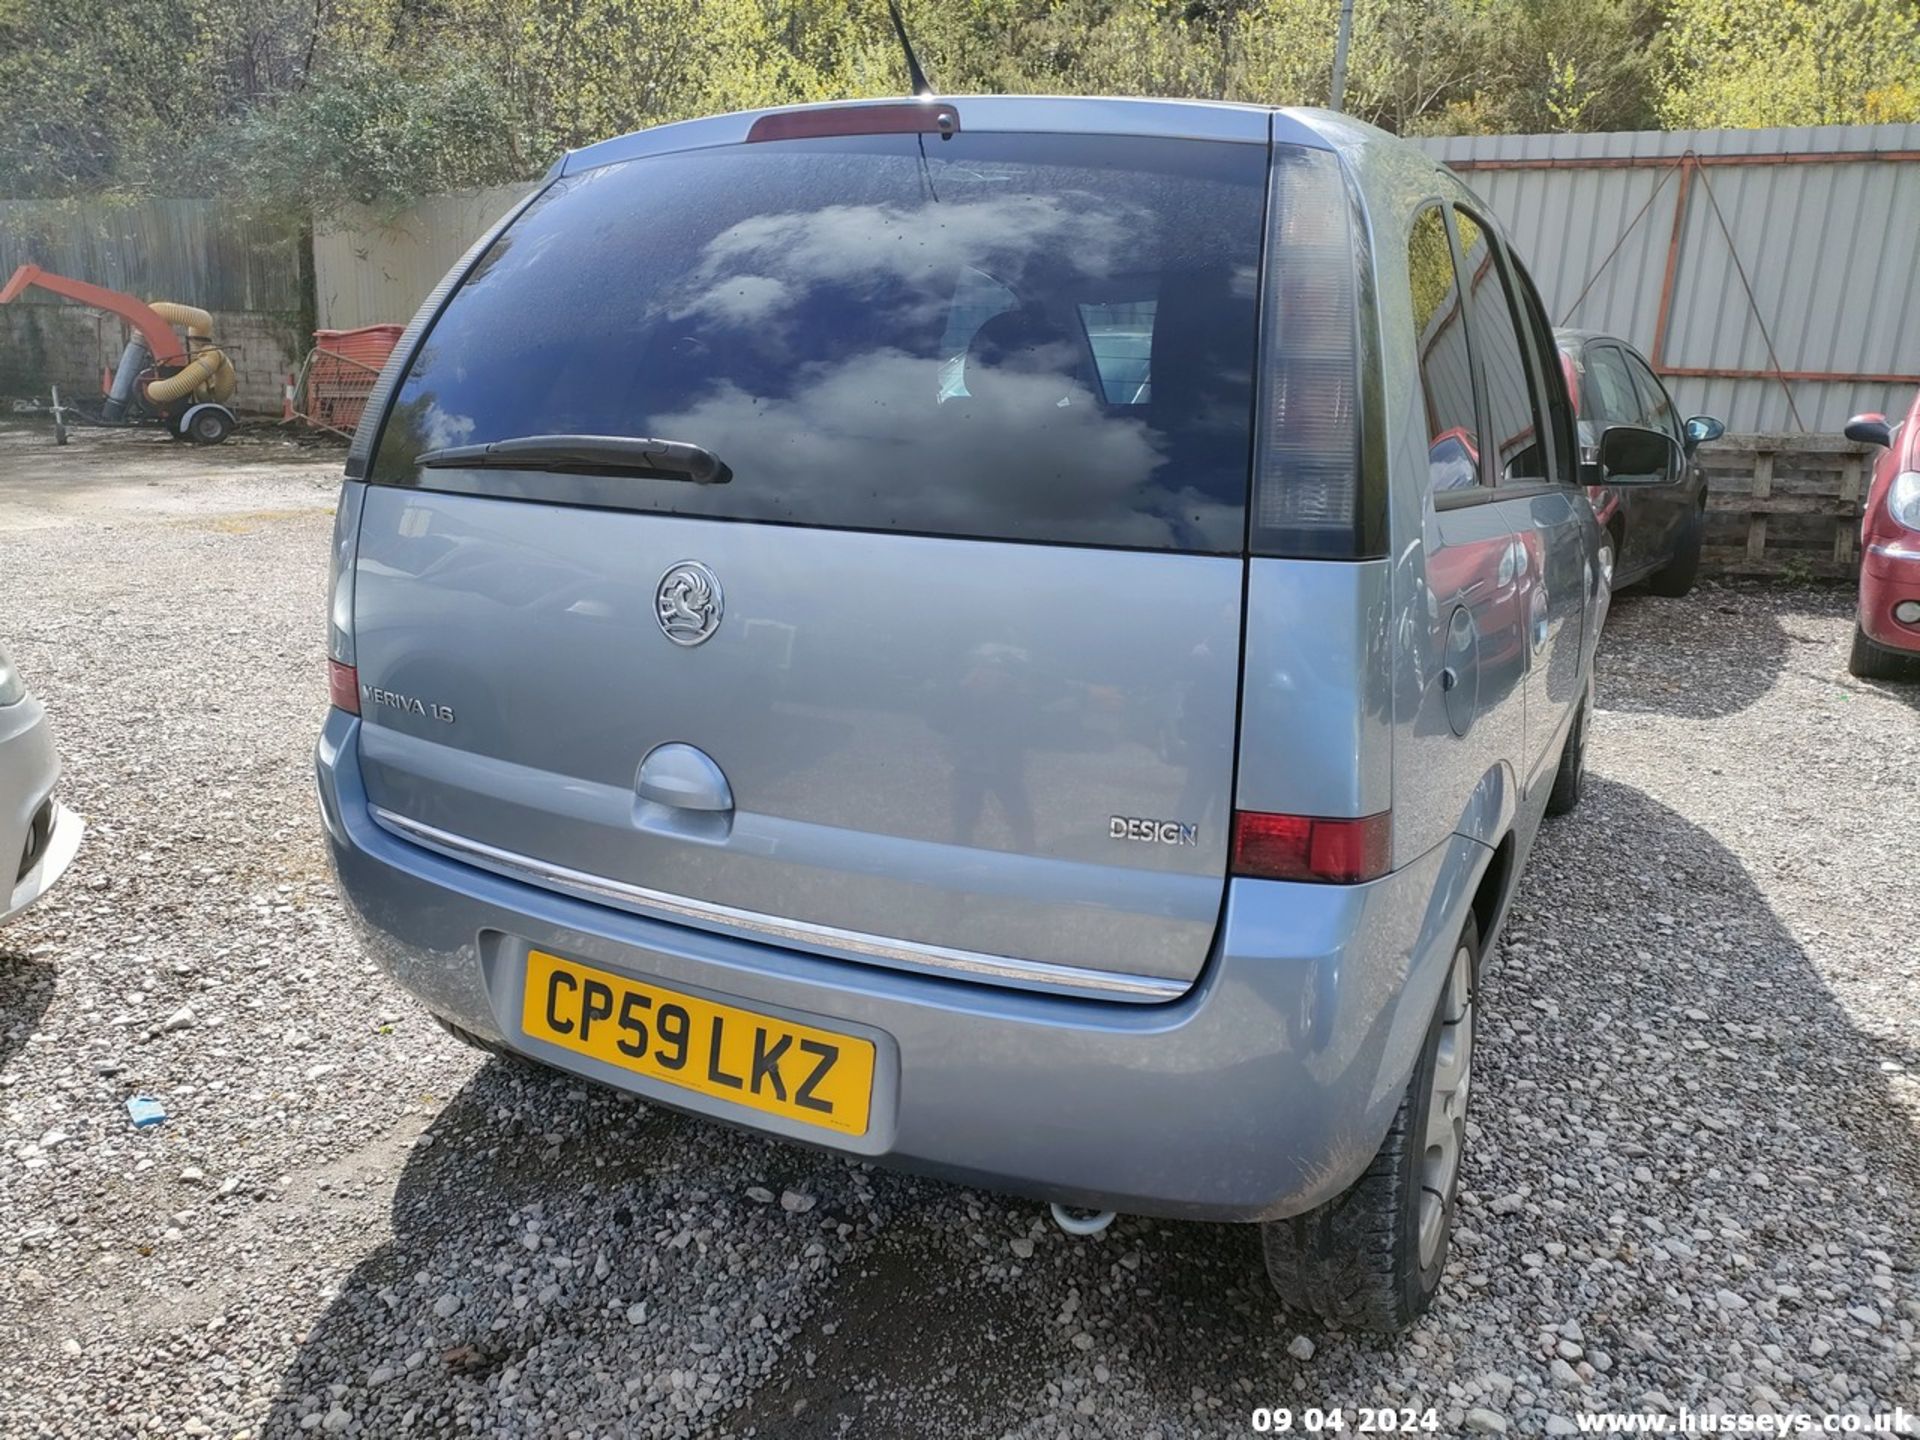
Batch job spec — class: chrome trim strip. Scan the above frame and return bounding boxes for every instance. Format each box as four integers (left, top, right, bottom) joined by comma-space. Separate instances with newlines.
370, 807, 1189, 1002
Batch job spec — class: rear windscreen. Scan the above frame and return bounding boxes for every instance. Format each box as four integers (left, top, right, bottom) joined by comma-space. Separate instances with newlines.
369, 131, 1269, 552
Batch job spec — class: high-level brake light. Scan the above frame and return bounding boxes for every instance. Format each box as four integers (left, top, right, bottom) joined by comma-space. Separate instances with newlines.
745, 102, 960, 143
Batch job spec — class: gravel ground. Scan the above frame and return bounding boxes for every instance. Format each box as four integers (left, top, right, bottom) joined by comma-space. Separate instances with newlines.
2, 438, 1917, 1438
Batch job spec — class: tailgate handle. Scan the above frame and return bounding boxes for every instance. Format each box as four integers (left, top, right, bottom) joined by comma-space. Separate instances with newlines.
635, 743, 734, 812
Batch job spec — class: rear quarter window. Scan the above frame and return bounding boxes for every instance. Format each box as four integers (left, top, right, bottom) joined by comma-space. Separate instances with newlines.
1406, 203, 1483, 497
369, 132, 1271, 553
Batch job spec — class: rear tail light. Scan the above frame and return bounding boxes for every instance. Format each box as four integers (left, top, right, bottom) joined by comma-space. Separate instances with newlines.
326, 484, 365, 716
1231, 810, 1391, 884
327, 484, 365, 666
1251, 145, 1366, 559
328, 660, 360, 715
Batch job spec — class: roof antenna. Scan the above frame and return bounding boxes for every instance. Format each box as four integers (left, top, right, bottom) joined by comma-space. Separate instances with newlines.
887, 0, 936, 98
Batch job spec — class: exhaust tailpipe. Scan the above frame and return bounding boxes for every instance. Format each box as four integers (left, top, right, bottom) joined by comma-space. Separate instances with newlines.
1049, 1203, 1116, 1237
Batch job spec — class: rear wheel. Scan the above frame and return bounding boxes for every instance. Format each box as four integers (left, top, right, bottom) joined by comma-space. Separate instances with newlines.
1645, 504, 1703, 597
1848, 621, 1919, 681
1261, 914, 1478, 1333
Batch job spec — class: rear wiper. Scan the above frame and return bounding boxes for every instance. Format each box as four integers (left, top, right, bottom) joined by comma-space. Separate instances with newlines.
416, 434, 731, 485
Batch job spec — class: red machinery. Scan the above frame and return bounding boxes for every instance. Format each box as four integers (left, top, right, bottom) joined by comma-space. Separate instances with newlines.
0, 263, 237, 444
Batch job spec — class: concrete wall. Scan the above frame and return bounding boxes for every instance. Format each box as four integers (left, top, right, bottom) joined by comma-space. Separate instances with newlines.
0, 301, 301, 416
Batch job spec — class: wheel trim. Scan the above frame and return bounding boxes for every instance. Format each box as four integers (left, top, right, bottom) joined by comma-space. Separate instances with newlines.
1417, 942, 1474, 1271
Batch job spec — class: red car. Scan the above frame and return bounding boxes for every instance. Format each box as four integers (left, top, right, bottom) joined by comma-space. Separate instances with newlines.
1844, 391, 1920, 679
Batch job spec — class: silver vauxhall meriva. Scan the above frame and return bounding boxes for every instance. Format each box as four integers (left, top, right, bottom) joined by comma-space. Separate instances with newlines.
318, 97, 1663, 1330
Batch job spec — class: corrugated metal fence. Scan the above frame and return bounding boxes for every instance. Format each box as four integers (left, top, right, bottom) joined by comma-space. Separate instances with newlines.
1416, 123, 1920, 434
6, 122, 1918, 441
308, 126, 1920, 436
0, 197, 303, 312
313, 184, 539, 332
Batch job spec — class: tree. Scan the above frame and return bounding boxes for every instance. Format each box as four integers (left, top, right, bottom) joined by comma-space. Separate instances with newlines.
5, 0, 1879, 216
1658, 0, 1920, 128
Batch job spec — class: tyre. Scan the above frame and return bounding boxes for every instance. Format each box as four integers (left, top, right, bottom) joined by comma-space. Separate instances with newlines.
1261, 914, 1478, 1333
1645, 504, 1703, 597
1544, 682, 1590, 817
185, 407, 234, 445
1848, 621, 1919, 681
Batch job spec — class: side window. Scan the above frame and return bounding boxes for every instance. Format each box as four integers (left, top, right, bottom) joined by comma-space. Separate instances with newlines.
1622, 350, 1681, 443
1508, 247, 1577, 482
1452, 208, 1548, 483
940, 267, 1019, 400
1078, 299, 1155, 405
1585, 345, 1645, 429
1559, 346, 1597, 450
1406, 205, 1482, 494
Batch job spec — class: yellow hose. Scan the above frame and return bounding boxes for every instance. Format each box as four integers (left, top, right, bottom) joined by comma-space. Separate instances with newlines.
150, 301, 212, 336
144, 301, 235, 404
144, 350, 224, 404
205, 350, 236, 402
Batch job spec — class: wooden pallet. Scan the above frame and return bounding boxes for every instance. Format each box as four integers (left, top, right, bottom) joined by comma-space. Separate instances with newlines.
1696, 434, 1869, 580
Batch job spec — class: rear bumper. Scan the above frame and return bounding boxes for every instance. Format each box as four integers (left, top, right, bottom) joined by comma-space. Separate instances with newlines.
317, 708, 1492, 1222
1859, 544, 1920, 654
0, 697, 83, 923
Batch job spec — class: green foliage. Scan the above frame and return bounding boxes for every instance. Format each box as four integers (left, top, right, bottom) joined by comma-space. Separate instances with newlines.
0, 0, 1908, 215
0, 0, 207, 193
1657, 0, 1920, 128
219, 52, 531, 219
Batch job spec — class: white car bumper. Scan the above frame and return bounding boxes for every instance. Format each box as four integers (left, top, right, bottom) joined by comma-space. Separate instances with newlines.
6, 799, 83, 922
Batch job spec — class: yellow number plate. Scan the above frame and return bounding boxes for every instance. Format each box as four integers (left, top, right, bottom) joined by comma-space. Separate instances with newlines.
520, 950, 875, 1136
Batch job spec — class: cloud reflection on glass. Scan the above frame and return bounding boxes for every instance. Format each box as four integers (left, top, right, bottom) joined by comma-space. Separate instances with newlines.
373, 132, 1267, 553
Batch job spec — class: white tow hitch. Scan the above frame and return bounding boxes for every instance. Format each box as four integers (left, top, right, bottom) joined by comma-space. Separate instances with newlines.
1049, 1203, 1116, 1237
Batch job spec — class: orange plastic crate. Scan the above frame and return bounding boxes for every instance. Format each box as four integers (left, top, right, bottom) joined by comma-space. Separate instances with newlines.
313, 325, 403, 368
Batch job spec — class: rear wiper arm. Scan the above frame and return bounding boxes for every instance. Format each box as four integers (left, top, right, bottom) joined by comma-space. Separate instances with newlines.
417, 434, 731, 485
